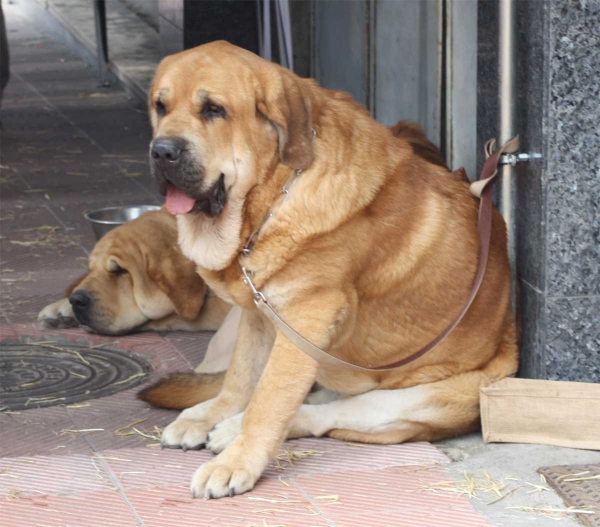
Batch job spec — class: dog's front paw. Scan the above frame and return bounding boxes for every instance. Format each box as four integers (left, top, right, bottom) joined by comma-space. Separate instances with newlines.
191, 437, 267, 499
207, 413, 243, 454
161, 418, 212, 451
38, 299, 77, 329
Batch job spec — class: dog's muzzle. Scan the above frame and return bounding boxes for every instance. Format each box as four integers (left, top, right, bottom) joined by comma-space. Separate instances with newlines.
150, 136, 197, 195
150, 136, 227, 217
69, 289, 92, 325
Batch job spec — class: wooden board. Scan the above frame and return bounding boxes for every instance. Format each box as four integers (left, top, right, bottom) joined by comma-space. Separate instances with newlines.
480, 378, 600, 450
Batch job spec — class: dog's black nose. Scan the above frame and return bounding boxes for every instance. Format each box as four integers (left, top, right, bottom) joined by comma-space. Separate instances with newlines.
151, 137, 183, 163
69, 290, 91, 311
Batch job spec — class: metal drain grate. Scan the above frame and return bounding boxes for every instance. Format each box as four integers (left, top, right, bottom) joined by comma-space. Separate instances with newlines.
538, 464, 600, 527
0, 339, 151, 410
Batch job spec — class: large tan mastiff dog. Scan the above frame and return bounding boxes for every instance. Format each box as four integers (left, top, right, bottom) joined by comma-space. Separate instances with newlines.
144, 41, 519, 499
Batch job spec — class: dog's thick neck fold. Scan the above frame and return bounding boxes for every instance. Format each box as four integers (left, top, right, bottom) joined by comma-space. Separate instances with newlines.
240, 102, 396, 263
242, 162, 296, 236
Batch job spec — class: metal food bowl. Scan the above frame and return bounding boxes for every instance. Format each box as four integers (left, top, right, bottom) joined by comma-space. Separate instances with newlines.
84, 205, 161, 240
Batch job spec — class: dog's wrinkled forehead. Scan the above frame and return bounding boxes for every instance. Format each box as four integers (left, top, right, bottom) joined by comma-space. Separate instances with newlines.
150, 41, 314, 171
151, 42, 260, 112
88, 228, 134, 270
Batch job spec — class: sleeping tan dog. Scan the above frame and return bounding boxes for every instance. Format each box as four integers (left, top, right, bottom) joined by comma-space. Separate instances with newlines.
38, 208, 229, 336
144, 41, 519, 499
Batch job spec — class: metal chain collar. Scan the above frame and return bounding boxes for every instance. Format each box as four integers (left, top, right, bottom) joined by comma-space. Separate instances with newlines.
239, 130, 316, 303
239, 168, 301, 304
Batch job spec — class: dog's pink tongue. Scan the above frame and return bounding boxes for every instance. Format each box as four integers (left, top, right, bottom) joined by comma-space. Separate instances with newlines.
165, 184, 196, 215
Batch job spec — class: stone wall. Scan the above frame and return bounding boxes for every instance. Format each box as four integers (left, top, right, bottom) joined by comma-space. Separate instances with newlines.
479, 0, 599, 382
543, 0, 599, 381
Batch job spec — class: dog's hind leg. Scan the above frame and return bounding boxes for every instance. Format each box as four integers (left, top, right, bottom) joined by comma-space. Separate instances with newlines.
288, 368, 494, 443
290, 326, 519, 444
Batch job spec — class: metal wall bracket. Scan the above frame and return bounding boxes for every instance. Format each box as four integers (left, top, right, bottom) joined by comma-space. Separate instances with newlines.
498, 152, 543, 166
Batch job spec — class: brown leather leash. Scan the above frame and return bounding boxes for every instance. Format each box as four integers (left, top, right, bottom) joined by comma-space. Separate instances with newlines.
242, 136, 520, 371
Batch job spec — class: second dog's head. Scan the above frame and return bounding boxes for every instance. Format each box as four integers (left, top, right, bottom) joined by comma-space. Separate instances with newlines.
68, 209, 207, 335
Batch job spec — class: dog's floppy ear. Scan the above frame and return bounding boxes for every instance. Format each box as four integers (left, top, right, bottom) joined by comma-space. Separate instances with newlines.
147, 246, 207, 321
257, 68, 314, 170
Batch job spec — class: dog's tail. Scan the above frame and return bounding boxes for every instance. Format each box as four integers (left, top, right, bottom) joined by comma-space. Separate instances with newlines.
137, 371, 225, 409
389, 120, 448, 169
389, 120, 429, 141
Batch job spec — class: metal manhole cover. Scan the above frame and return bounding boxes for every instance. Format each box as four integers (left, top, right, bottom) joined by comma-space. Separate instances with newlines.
538, 464, 600, 527
0, 339, 151, 410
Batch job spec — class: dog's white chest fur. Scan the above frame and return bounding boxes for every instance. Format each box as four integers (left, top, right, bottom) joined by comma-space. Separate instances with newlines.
177, 196, 244, 272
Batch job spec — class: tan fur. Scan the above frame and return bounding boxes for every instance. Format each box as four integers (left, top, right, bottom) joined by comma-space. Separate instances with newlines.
389, 120, 448, 169
39, 208, 230, 335
148, 41, 519, 498
138, 372, 224, 410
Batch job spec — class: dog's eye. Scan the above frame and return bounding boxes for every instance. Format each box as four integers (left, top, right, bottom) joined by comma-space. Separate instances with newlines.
113, 265, 129, 276
202, 102, 226, 120
156, 99, 166, 116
